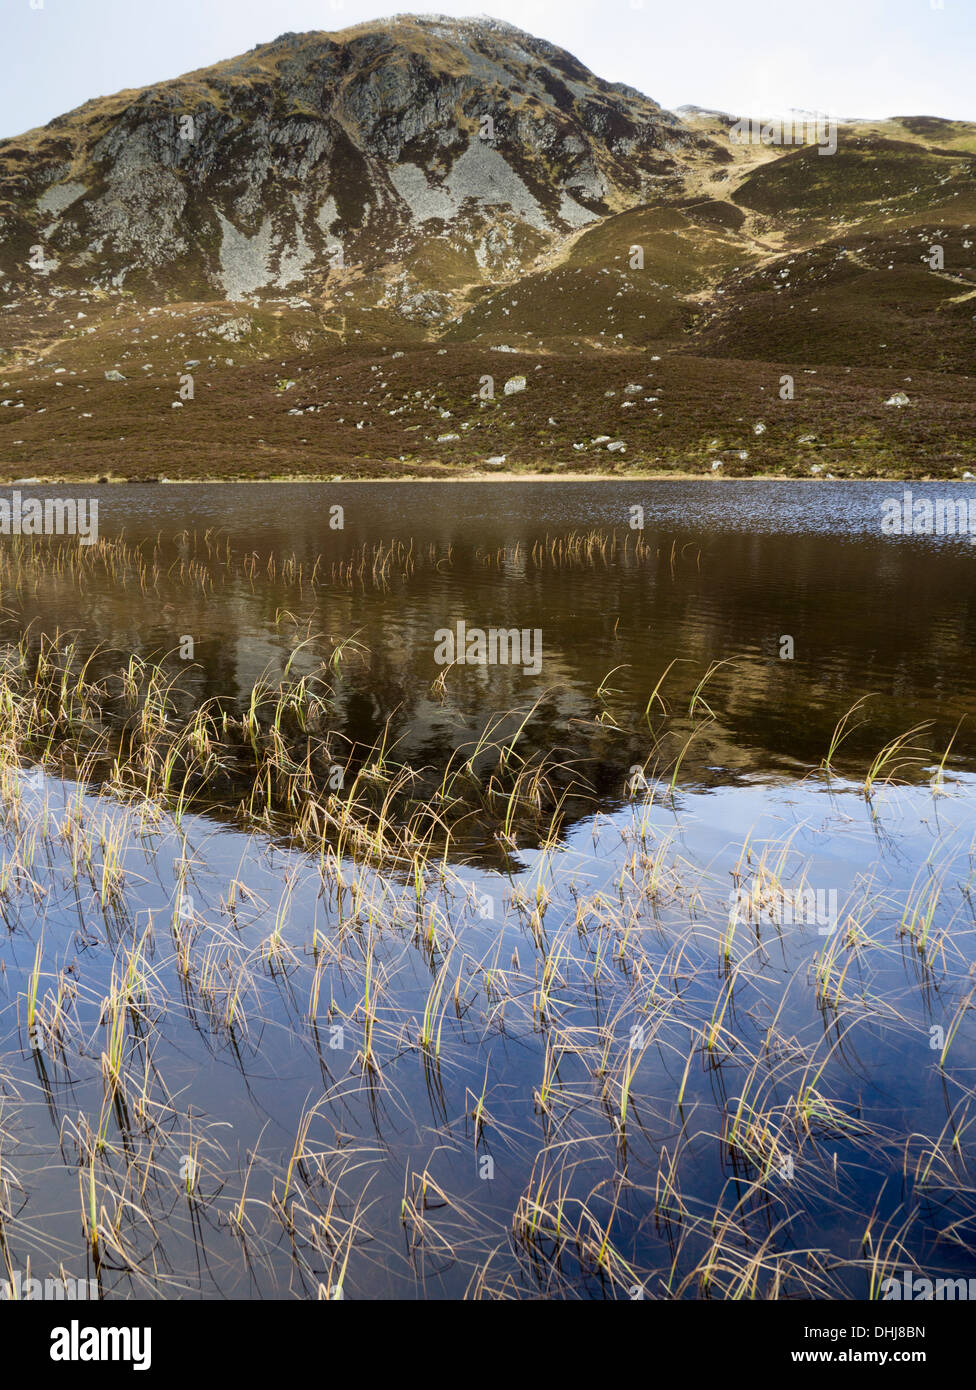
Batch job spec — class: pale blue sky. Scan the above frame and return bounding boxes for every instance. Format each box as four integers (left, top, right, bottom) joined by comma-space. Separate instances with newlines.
2, 0, 972, 140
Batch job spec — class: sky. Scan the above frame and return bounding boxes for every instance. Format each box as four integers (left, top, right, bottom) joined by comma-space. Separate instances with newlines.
1, 0, 973, 140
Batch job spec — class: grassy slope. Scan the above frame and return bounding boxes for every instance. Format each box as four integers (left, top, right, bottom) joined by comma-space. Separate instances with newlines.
1, 94, 974, 479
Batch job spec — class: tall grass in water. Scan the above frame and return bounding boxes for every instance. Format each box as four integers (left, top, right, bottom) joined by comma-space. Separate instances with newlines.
0, 530, 971, 1300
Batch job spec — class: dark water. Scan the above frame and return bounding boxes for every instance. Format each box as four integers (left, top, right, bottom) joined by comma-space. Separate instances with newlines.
2, 480, 976, 1300
11, 480, 976, 783
12, 479, 976, 796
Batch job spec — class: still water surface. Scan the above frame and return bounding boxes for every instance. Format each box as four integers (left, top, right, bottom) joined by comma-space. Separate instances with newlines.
1, 480, 974, 1299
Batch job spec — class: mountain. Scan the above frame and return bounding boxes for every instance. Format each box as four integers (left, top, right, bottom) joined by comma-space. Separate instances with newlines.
0, 16, 706, 308
0, 15, 973, 482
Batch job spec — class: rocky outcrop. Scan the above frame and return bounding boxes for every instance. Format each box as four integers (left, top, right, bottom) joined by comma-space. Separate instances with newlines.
0, 14, 705, 304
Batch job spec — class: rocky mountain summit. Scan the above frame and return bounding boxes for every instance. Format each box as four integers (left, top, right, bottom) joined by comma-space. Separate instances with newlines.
0, 14, 707, 308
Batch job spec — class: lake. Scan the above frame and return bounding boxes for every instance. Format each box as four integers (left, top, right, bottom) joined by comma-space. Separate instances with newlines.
0, 479, 974, 1300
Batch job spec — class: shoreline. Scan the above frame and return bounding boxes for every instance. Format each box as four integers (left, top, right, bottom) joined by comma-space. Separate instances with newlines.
0, 471, 964, 486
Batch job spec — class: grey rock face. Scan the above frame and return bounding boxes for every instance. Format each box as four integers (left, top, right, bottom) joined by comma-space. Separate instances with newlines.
0, 13, 701, 302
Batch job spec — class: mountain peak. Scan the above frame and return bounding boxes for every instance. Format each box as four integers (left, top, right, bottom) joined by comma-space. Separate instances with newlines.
0, 12, 696, 312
